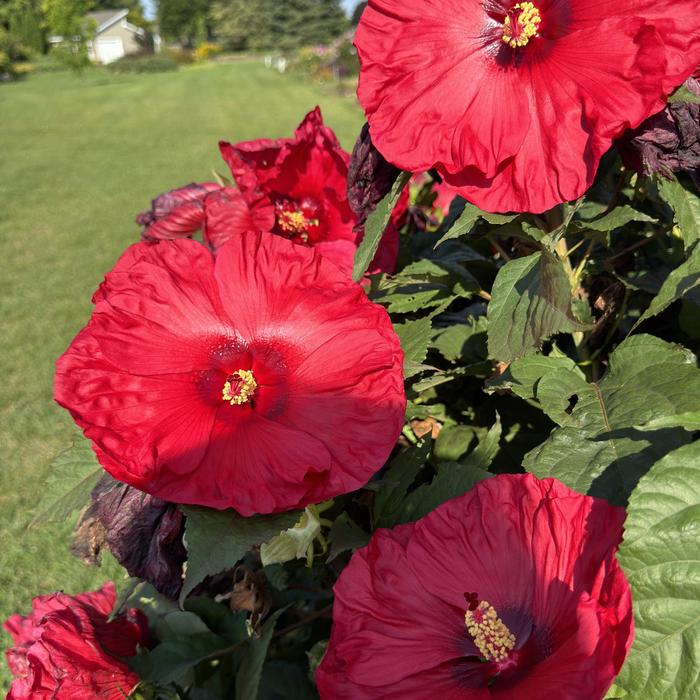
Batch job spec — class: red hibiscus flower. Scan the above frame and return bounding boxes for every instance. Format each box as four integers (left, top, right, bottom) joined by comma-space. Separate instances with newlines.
54, 233, 405, 515
220, 107, 400, 276
316, 474, 633, 699
4, 582, 148, 700
136, 181, 275, 252
355, 0, 700, 213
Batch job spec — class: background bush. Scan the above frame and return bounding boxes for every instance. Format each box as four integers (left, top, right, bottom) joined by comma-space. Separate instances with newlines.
106, 53, 179, 74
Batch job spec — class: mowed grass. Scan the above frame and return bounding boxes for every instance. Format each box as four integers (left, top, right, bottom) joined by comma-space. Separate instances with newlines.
0, 61, 363, 686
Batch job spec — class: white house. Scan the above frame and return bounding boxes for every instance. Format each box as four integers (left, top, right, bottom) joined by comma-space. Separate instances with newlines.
49, 8, 146, 65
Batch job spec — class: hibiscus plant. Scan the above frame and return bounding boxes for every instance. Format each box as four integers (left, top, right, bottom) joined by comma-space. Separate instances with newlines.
5, 2, 700, 699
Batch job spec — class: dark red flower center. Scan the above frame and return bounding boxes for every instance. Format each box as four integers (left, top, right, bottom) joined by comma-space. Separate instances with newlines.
222, 369, 258, 405
502, 2, 542, 47
274, 196, 322, 244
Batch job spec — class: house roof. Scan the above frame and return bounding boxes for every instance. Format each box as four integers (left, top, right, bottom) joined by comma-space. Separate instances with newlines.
86, 8, 129, 33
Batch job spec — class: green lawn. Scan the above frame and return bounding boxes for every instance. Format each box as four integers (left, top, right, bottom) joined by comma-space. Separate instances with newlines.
0, 61, 363, 687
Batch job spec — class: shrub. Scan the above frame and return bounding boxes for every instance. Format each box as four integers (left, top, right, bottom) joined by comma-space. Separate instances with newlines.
193, 42, 221, 62
106, 54, 179, 74
167, 47, 194, 64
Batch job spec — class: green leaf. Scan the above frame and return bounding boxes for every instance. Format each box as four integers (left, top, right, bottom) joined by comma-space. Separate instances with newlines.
668, 83, 700, 104
432, 316, 488, 363
434, 425, 475, 461
353, 171, 411, 282
394, 316, 433, 377
391, 460, 492, 526
485, 353, 588, 425
235, 608, 285, 700
433, 202, 482, 248
31, 441, 102, 526
633, 243, 700, 329
259, 660, 318, 700
634, 412, 700, 431
580, 205, 657, 231
658, 174, 700, 250
383, 419, 499, 526
374, 439, 431, 528
130, 631, 231, 685
260, 508, 320, 566
327, 513, 370, 563
461, 415, 502, 470
180, 508, 299, 605
524, 335, 699, 504
487, 251, 585, 363
615, 442, 700, 699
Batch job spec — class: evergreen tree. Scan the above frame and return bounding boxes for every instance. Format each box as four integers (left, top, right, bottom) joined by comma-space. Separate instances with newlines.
157, 0, 211, 46
211, 0, 347, 51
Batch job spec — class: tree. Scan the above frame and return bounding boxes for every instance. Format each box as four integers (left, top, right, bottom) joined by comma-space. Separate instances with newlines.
8, 0, 44, 53
157, 0, 211, 46
351, 1, 366, 25
42, 0, 91, 69
211, 0, 348, 51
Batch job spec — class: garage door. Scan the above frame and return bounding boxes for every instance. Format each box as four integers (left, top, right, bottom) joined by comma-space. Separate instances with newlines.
95, 37, 124, 65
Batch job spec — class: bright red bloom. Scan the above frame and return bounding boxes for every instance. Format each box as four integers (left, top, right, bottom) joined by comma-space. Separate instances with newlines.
220, 108, 400, 276
316, 474, 633, 699
356, 0, 700, 213
136, 182, 274, 252
54, 233, 405, 515
4, 582, 147, 700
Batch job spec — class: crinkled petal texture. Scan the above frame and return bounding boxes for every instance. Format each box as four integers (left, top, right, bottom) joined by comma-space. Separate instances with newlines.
316, 474, 633, 699
4, 583, 147, 700
356, 0, 700, 213
55, 233, 405, 515
137, 182, 274, 251
220, 107, 399, 275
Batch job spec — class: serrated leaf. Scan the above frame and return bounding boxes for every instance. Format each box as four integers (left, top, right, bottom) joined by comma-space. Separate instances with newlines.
433, 202, 482, 248
615, 442, 700, 699
31, 441, 102, 526
658, 174, 700, 250
353, 171, 410, 282
581, 205, 657, 231
485, 353, 588, 425
633, 243, 700, 329
432, 316, 488, 363
180, 508, 299, 605
487, 251, 585, 363
260, 508, 320, 566
524, 335, 699, 504
374, 439, 431, 527
394, 316, 432, 377
326, 513, 370, 563
235, 608, 285, 700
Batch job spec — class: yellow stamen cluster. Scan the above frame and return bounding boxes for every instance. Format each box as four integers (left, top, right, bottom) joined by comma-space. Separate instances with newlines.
465, 600, 516, 663
222, 369, 257, 406
502, 2, 541, 48
277, 210, 308, 234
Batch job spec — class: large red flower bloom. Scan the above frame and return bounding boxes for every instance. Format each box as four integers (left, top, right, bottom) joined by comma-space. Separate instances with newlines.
136, 181, 275, 252
355, 0, 700, 213
316, 474, 633, 699
4, 583, 147, 700
54, 233, 405, 515
220, 108, 400, 276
